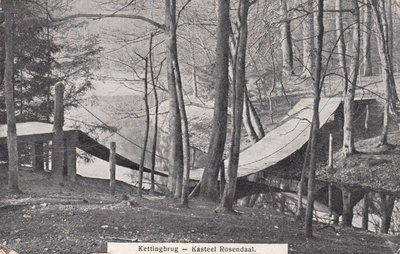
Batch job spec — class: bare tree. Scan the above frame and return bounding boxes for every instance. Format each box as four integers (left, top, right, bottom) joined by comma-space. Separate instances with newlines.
219, 0, 256, 212
57, 1, 187, 198
3, 0, 19, 192
280, 0, 294, 76
149, 33, 159, 195
362, 2, 373, 76
137, 54, 150, 197
302, 0, 314, 78
199, 0, 231, 201
371, 0, 398, 146
305, 0, 324, 238
343, 0, 360, 156
164, 0, 184, 197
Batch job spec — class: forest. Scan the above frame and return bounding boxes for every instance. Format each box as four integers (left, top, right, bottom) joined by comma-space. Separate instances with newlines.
0, 0, 400, 253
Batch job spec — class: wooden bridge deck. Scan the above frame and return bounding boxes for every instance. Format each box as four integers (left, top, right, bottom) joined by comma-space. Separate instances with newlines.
0, 122, 167, 177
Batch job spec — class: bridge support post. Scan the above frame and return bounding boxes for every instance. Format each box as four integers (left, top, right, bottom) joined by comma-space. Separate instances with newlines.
380, 193, 395, 234
342, 187, 353, 227
0, 144, 7, 162
109, 142, 116, 195
31, 141, 44, 171
362, 192, 369, 230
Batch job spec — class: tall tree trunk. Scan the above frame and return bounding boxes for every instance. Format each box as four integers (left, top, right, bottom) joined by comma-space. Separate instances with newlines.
173, 41, 191, 205
199, 0, 230, 201
296, 130, 311, 220
305, 0, 323, 238
362, 2, 373, 76
149, 33, 158, 195
336, 0, 350, 155
149, 40, 158, 196
343, 0, 360, 156
384, 0, 398, 106
280, 0, 294, 76
371, 0, 397, 146
302, 0, 314, 78
3, 0, 19, 192
220, 0, 253, 211
52, 83, 64, 183
335, 0, 348, 94
138, 57, 150, 197
387, 0, 393, 60
165, 0, 184, 196
46, 0, 52, 122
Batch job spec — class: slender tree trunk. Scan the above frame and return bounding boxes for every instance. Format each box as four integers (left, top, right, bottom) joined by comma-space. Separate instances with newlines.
46, 0, 52, 122
165, 0, 184, 196
296, 130, 311, 220
247, 93, 265, 138
280, 0, 294, 76
363, 2, 373, 76
220, 0, 253, 211
191, 43, 198, 97
387, 0, 393, 60
199, 0, 230, 201
305, 0, 323, 238
362, 192, 369, 230
173, 42, 191, 206
302, 0, 314, 78
268, 52, 277, 123
336, 0, 350, 155
3, 0, 19, 192
335, 0, 348, 95
242, 87, 264, 207
384, 0, 398, 106
371, 0, 396, 146
343, 0, 360, 156
149, 33, 158, 195
52, 83, 64, 184
138, 57, 150, 197
243, 86, 259, 143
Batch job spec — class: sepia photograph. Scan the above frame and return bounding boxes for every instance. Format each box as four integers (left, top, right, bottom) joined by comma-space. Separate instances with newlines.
0, 0, 399, 253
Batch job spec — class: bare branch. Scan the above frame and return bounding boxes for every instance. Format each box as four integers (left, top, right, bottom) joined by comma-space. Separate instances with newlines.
55, 13, 165, 30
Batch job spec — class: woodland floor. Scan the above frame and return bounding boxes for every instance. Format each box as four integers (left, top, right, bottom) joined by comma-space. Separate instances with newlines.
0, 75, 398, 254
0, 167, 395, 254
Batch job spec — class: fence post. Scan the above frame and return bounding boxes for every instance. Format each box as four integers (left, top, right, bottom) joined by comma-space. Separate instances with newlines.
328, 133, 333, 218
364, 104, 369, 132
328, 133, 333, 169
109, 142, 116, 195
